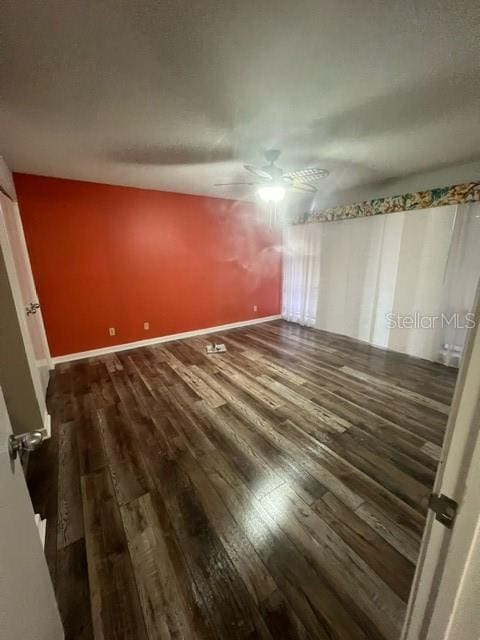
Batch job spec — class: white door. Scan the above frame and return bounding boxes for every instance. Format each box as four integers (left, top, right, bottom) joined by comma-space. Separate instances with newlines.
402, 283, 480, 639
0, 192, 51, 423
0, 386, 63, 639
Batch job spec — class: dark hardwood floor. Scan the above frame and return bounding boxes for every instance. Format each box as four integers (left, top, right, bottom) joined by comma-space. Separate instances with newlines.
27, 320, 457, 640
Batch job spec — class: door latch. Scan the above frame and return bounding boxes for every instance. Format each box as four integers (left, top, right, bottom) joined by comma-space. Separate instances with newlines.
8, 431, 45, 461
429, 493, 458, 528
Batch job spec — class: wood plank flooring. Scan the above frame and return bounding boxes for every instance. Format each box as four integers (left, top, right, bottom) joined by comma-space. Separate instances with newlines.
27, 320, 457, 640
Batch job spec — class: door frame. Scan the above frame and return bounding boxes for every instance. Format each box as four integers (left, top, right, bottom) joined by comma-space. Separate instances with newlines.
0, 192, 51, 433
12, 199, 53, 372
402, 282, 480, 639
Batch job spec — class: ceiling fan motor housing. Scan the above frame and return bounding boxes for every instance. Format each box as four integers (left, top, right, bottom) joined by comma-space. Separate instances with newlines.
264, 149, 282, 163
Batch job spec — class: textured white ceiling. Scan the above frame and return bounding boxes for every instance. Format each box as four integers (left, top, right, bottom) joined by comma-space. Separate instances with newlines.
1, 0, 479, 210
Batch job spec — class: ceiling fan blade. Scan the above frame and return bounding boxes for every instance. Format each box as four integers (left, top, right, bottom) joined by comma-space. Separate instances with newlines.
214, 181, 259, 186
285, 167, 329, 181
244, 164, 273, 180
290, 181, 318, 193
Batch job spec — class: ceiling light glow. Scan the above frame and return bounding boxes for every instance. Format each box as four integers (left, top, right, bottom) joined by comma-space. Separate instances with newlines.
258, 185, 286, 203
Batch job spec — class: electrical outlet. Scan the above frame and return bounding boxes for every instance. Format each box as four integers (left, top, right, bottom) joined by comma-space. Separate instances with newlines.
253, 304, 258, 312
109, 327, 116, 336
144, 322, 149, 330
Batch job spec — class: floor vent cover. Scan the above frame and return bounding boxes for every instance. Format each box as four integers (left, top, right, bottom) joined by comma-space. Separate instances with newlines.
206, 343, 227, 354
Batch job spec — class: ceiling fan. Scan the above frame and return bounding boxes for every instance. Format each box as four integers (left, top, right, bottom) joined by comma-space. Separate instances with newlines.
215, 149, 329, 202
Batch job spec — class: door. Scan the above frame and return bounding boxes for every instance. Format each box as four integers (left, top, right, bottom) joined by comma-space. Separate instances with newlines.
0, 191, 50, 423
402, 282, 480, 639
0, 386, 63, 639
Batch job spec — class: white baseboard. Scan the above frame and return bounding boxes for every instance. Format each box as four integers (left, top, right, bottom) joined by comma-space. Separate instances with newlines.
51, 315, 282, 365
37, 357, 55, 371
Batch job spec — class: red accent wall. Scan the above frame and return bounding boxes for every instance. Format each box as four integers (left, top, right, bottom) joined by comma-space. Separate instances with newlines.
14, 174, 281, 357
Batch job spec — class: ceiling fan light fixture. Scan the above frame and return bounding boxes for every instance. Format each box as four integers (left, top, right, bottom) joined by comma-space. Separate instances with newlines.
257, 184, 286, 203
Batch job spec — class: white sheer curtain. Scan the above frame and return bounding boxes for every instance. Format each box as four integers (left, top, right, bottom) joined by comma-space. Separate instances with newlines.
314, 213, 401, 347
312, 206, 458, 361
282, 223, 322, 326
386, 205, 455, 360
437, 203, 480, 366
282, 202, 480, 365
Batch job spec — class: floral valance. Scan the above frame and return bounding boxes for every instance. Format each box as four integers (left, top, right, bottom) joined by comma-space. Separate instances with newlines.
293, 181, 480, 224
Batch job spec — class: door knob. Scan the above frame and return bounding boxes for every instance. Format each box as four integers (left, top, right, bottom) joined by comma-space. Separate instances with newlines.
8, 431, 44, 461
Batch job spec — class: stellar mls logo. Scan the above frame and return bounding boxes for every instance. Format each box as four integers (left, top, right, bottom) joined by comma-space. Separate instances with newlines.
385, 312, 476, 330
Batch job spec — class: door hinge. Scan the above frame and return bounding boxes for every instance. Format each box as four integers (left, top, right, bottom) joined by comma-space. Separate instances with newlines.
26, 302, 40, 315
429, 493, 458, 528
